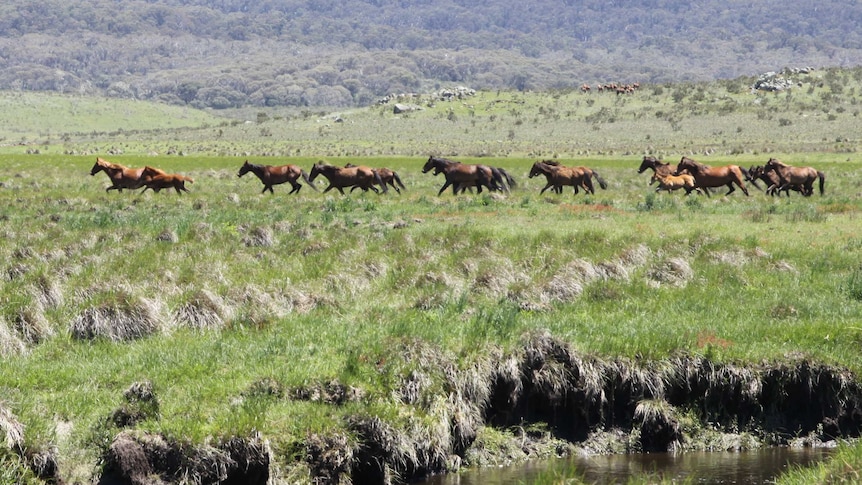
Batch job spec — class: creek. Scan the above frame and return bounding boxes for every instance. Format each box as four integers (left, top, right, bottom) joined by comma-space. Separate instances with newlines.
418, 447, 834, 484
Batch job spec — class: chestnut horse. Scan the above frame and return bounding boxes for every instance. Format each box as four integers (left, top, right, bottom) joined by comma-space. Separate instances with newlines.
675, 157, 750, 197
140, 166, 194, 194
344, 164, 405, 194
238, 160, 317, 194
763, 158, 825, 196
529, 160, 607, 195
309, 161, 387, 194
422, 156, 501, 195
89, 157, 164, 192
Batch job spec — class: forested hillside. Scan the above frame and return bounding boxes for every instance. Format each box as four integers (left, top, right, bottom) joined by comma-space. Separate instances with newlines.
1, 0, 861, 108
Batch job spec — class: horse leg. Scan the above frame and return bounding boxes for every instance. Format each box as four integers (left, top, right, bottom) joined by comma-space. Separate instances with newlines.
725, 183, 735, 196
438, 181, 452, 196
261, 185, 269, 194
289, 182, 301, 194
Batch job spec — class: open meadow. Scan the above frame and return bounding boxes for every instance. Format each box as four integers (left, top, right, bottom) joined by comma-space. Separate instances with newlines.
1, 72, 862, 483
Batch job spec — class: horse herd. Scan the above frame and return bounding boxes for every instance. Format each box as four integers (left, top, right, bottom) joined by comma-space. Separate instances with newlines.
89, 155, 826, 198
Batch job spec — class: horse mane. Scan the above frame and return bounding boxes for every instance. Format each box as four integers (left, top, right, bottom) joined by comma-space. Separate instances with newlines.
766, 158, 787, 167
540, 160, 561, 166
96, 157, 122, 169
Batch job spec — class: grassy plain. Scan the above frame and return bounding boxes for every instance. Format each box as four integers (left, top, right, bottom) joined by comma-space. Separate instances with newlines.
1, 70, 862, 483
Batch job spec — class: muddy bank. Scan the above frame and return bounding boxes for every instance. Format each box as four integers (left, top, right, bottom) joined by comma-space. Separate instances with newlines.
57, 333, 862, 484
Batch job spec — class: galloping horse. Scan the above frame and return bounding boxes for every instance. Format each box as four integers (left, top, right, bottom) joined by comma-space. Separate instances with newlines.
309, 161, 387, 194
422, 156, 501, 195
674, 157, 750, 197
344, 164, 405, 194
238, 160, 317, 194
529, 160, 607, 195
650, 172, 701, 195
89, 157, 163, 192
637, 156, 678, 179
140, 166, 194, 194
748, 165, 801, 196
763, 158, 825, 196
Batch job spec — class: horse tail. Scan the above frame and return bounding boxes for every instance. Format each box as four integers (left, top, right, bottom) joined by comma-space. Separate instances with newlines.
593, 171, 608, 190
818, 171, 826, 195
498, 168, 517, 188
184, 176, 195, 184
393, 171, 406, 190
301, 170, 319, 191
374, 170, 388, 194
489, 167, 507, 192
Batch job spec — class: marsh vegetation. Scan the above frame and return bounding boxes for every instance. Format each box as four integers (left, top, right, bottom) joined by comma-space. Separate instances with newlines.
1, 74, 862, 483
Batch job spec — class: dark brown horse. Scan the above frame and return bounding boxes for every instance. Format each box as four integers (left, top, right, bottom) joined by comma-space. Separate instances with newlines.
637, 156, 677, 178
763, 158, 825, 196
748, 165, 802, 196
238, 160, 317, 194
89, 157, 164, 192
422, 156, 501, 195
309, 161, 387, 194
345, 164, 405, 194
529, 160, 607, 195
140, 166, 194, 194
674, 157, 750, 197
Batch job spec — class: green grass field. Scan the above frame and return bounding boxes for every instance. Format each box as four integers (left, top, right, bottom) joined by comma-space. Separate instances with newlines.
1, 71, 862, 483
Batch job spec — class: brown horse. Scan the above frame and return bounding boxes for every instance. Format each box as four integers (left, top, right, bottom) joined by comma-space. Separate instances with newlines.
89, 157, 164, 192
140, 166, 194, 194
238, 160, 317, 194
763, 158, 825, 196
748, 165, 802, 196
309, 161, 387, 194
675, 157, 750, 197
344, 163, 405, 194
422, 156, 501, 195
529, 160, 607, 195
637, 156, 677, 179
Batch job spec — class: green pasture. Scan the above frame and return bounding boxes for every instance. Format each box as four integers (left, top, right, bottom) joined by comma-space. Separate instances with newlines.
1, 152, 860, 482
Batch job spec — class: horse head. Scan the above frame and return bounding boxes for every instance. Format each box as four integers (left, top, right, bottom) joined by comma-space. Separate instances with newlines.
309, 161, 332, 182
764, 158, 785, 172
422, 156, 439, 174
89, 160, 104, 176
638, 156, 659, 173
238, 160, 254, 178
529, 161, 549, 178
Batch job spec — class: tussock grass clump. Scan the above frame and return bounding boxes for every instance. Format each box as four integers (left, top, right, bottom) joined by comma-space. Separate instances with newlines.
70, 293, 164, 342
291, 379, 364, 405
174, 289, 233, 330
646, 257, 694, 288
242, 226, 275, 247
110, 381, 160, 428
0, 319, 27, 357
11, 307, 53, 346
634, 399, 682, 452
305, 432, 353, 485
102, 430, 270, 485
1, 402, 24, 451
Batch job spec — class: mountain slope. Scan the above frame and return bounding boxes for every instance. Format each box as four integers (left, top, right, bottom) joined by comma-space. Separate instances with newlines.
1, 0, 861, 108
